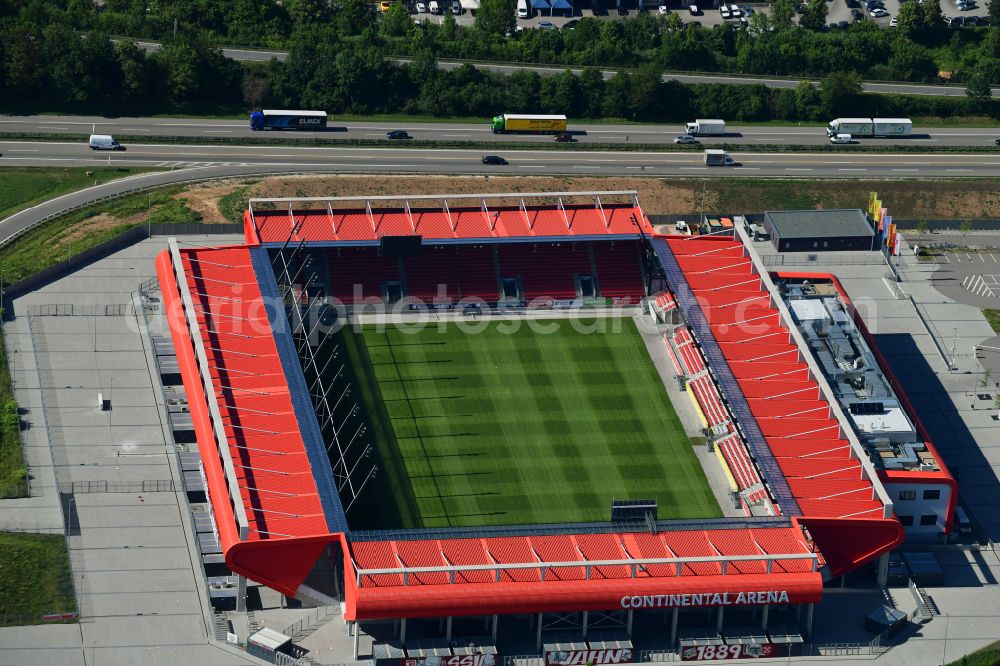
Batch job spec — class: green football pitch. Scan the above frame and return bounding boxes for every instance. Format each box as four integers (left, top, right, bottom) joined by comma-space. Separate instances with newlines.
344, 318, 721, 529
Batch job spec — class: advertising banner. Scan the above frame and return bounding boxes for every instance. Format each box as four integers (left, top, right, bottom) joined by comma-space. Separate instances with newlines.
680, 644, 782, 661
545, 649, 633, 665
402, 655, 497, 666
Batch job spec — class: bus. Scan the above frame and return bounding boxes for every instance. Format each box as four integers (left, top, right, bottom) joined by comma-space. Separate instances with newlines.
249, 109, 328, 131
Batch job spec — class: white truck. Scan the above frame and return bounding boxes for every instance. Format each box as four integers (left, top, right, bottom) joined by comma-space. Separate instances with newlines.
685, 119, 726, 136
704, 149, 735, 166
827, 117, 912, 138
517, 0, 529, 16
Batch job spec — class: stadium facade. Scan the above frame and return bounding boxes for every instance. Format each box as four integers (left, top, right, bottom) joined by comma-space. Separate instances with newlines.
155, 191, 955, 658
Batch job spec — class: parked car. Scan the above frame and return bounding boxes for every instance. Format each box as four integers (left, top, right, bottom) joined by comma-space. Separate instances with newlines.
659, 4, 669, 12
416, 1, 427, 10
386, 130, 411, 140
554, 132, 575, 142
743, 4, 755, 13
720, 5, 731, 17
688, 3, 699, 13
795, 3, 806, 13
562, 19, 580, 28
957, 2, 976, 11
451, 0, 462, 13
889, 15, 897, 24
537, 20, 557, 28
482, 155, 508, 165
729, 3, 741, 15
869, 7, 888, 17
838, 19, 849, 27
674, 133, 698, 144
845, 0, 860, 7
379, 1, 392, 11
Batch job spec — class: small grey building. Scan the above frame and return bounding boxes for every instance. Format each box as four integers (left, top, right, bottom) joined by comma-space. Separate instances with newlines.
763, 209, 876, 253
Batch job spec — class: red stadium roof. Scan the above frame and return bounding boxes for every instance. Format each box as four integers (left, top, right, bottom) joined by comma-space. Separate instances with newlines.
345, 527, 822, 621
244, 192, 653, 244
663, 235, 906, 574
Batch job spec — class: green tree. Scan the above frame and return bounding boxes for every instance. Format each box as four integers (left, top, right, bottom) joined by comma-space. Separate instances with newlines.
2, 26, 45, 93
820, 71, 862, 116
578, 67, 605, 118
799, 0, 828, 31
896, 0, 922, 36
965, 67, 993, 108
794, 80, 822, 119
287, 0, 332, 24
380, 0, 413, 37
990, 0, 1000, 28
960, 219, 973, 235
115, 39, 154, 101
888, 40, 939, 82
921, 0, 943, 27
335, 0, 377, 35
475, 0, 515, 37
770, 0, 796, 29
916, 218, 929, 234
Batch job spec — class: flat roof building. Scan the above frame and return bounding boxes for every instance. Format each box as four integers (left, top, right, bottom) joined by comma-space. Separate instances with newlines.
763, 209, 876, 253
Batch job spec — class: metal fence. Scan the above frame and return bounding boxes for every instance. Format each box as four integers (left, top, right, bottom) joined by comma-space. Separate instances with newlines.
58, 479, 175, 494
759, 253, 889, 267
25, 303, 135, 317
280, 605, 340, 642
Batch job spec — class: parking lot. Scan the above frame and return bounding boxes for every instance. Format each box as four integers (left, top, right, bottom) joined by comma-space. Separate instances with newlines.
411, 0, 988, 31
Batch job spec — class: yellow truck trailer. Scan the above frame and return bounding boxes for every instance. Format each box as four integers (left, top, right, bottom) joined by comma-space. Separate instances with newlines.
491, 114, 568, 134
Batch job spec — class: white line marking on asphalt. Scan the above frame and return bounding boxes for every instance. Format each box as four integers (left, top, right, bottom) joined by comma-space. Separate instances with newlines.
680, 167, 708, 170
785, 168, 813, 171
946, 169, 974, 172
892, 169, 919, 172
981, 254, 986, 263
122, 128, 151, 132
992, 255, 998, 263
838, 168, 866, 171
6, 149, 39, 152
573, 166, 600, 169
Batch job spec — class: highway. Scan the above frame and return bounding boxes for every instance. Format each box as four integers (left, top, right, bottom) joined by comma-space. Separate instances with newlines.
3, 114, 1000, 147
3, 138, 998, 245
4, 139, 1000, 177
130, 41, 999, 98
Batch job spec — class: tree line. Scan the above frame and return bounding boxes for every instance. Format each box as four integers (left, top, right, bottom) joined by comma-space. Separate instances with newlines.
1, 20, 996, 122
4, 0, 1000, 84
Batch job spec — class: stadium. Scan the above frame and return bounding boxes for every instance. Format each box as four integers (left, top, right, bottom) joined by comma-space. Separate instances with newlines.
155, 190, 950, 662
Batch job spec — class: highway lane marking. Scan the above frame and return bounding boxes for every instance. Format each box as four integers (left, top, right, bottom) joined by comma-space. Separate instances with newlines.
6, 149, 39, 152
946, 169, 974, 172
785, 168, 813, 171
838, 168, 866, 171
892, 169, 918, 172
122, 128, 151, 132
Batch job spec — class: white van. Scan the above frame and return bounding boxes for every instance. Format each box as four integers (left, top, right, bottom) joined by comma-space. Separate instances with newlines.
429, 0, 440, 13
89, 134, 125, 151
830, 133, 852, 144
517, 0, 529, 17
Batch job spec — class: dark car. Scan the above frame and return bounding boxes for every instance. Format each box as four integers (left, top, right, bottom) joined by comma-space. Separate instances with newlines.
554, 132, 575, 142
851, 8, 863, 19
795, 3, 806, 13
846, 0, 859, 6
482, 155, 508, 165
562, 19, 580, 28
386, 130, 411, 140
838, 19, 849, 27
994, 138, 1000, 146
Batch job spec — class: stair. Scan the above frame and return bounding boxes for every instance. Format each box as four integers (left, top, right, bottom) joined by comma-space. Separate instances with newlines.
212, 611, 231, 641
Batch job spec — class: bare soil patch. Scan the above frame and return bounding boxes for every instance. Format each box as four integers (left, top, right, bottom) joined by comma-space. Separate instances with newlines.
176, 181, 245, 224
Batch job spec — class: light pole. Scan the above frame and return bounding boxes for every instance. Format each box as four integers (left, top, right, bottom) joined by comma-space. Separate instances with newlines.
951, 328, 958, 372
940, 613, 949, 665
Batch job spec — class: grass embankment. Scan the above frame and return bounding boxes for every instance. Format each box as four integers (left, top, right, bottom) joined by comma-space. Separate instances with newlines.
0, 532, 76, 626
352, 319, 720, 529
0, 184, 200, 286
0, 323, 26, 499
0, 167, 150, 221
948, 641, 1000, 666
982, 310, 1000, 336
